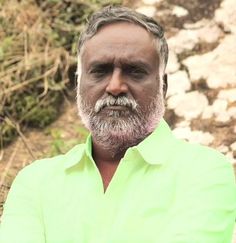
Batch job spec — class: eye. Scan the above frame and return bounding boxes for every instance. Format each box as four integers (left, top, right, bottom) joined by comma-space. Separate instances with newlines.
90, 68, 106, 77
125, 66, 148, 79
89, 64, 113, 79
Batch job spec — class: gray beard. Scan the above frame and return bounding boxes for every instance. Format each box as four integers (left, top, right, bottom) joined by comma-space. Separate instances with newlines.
77, 92, 165, 157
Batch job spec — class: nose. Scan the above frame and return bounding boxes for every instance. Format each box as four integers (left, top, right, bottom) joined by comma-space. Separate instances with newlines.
105, 68, 128, 96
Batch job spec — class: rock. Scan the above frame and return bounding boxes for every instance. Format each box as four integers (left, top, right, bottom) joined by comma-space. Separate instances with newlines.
172, 5, 188, 17
172, 127, 214, 146
202, 100, 231, 120
182, 53, 211, 83
202, 106, 214, 119
213, 99, 230, 122
136, 6, 156, 17
215, 0, 236, 34
218, 89, 236, 103
183, 35, 236, 88
167, 70, 191, 97
197, 22, 223, 44
184, 19, 208, 29
217, 145, 229, 154
168, 29, 197, 54
142, 0, 162, 4
188, 131, 214, 146
184, 19, 223, 43
172, 126, 192, 140
226, 151, 235, 163
175, 120, 190, 127
228, 149, 236, 161
212, 99, 228, 115
215, 111, 231, 123
233, 151, 236, 160
230, 141, 236, 151
166, 50, 180, 74
156, 9, 171, 17
167, 91, 208, 120
234, 126, 236, 134
228, 107, 236, 119
168, 20, 223, 54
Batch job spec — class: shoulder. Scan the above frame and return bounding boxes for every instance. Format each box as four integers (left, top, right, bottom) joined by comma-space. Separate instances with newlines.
171, 138, 235, 184
172, 139, 233, 173
15, 143, 85, 185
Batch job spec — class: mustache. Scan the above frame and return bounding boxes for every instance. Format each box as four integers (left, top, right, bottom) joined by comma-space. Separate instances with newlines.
94, 95, 138, 113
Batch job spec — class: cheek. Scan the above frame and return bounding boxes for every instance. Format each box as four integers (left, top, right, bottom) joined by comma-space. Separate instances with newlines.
79, 80, 105, 106
131, 82, 159, 102
79, 74, 95, 96
133, 87, 160, 110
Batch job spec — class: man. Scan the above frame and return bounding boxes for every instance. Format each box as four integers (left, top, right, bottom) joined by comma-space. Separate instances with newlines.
0, 6, 236, 243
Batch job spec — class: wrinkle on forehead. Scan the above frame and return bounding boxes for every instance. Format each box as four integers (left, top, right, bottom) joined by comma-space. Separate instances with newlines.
85, 21, 156, 47
80, 22, 159, 67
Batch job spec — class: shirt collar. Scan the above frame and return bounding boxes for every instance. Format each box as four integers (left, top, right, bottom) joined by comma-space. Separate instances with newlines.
64, 119, 176, 169
134, 119, 176, 165
63, 143, 86, 170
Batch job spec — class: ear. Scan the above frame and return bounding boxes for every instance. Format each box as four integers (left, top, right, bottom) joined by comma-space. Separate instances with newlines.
162, 73, 168, 98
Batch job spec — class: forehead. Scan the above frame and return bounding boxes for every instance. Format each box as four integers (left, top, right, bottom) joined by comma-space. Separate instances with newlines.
81, 22, 159, 67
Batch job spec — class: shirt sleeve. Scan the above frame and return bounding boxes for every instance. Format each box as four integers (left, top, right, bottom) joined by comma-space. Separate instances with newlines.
0, 168, 45, 243
160, 151, 236, 243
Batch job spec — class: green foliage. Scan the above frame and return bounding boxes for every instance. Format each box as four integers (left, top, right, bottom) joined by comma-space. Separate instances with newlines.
48, 125, 89, 156
22, 92, 63, 128
35, 0, 122, 54
0, 0, 122, 147
0, 122, 17, 146
0, 37, 13, 61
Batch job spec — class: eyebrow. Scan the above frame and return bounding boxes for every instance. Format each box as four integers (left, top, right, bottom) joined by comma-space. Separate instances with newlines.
122, 61, 150, 70
88, 59, 151, 71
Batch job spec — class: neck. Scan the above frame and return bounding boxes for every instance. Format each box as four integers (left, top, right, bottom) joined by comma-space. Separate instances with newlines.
92, 138, 127, 164
90, 133, 150, 191
91, 131, 152, 164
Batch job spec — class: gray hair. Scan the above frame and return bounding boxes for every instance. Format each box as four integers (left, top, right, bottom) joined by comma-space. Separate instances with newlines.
77, 5, 168, 76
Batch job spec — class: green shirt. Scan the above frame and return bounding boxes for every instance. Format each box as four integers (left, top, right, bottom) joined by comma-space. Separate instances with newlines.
0, 119, 236, 243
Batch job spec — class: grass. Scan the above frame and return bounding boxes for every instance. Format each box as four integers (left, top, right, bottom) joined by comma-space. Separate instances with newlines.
48, 125, 89, 156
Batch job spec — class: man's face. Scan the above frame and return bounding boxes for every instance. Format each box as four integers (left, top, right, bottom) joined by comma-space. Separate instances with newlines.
77, 22, 165, 151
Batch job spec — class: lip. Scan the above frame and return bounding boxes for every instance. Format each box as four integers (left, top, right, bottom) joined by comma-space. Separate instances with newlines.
102, 105, 129, 111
